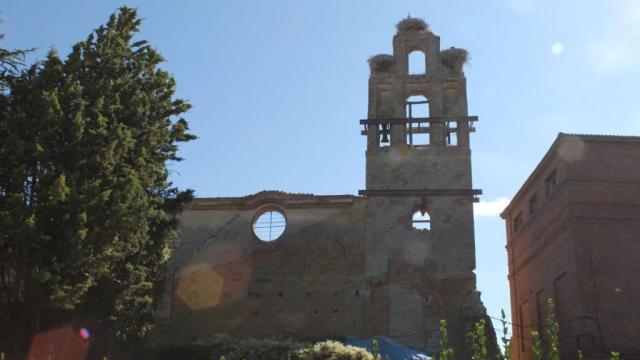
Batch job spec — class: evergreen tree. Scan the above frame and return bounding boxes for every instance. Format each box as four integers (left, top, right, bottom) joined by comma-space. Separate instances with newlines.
1, 18, 34, 88
0, 7, 195, 352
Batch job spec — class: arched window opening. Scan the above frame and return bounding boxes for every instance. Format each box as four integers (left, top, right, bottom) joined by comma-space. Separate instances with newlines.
446, 121, 457, 146
377, 92, 393, 148
406, 95, 429, 146
379, 123, 391, 148
408, 50, 426, 75
253, 208, 286, 241
412, 209, 431, 231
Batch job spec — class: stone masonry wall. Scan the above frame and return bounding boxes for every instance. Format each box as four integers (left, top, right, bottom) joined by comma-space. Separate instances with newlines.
155, 17, 495, 359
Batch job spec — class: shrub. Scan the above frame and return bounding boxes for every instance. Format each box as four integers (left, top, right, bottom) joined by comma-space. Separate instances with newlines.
220, 337, 305, 360
466, 319, 488, 360
498, 309, 511, 360
530, 330, 542, 360
372, 339, 380, 358
140, 343, 213, 360
141, 335, 305, 360
294, 340, 376, 360
438, 320, 454, 360
546, 299, 560, 360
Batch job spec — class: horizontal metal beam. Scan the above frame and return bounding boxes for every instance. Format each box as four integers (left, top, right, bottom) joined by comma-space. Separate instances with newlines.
360, 116, 478, 125
360, 128, 476, 136
358, 189, 482, 197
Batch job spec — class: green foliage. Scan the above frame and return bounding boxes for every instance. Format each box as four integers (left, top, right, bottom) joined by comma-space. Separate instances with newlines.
143, 336, 305, 360
611, 352, 620, 360
578, 350, 584, 360
498, 309, 511, 360
142, 343, 213, 360
546, 299, 560, 360
294, 341, 375, 360
372, 338, 379, 358
530, 330, 542, 360
0, 32, 33, 87
467, 319, 488, 360
230, 338, 305, 360
438, 320, 454, 360
0, 6, 195, 351
144, 338, 384, 360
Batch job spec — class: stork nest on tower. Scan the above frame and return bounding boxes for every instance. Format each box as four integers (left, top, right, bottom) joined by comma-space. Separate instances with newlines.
396, 17, 429, 34
368, 54, 394, 73
440, 47, 469, 73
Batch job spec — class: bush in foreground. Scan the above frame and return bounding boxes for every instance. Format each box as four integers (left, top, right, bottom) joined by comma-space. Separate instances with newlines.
142, 338, 379, 360
294, 340, 376, 360
142, 335, 305, 360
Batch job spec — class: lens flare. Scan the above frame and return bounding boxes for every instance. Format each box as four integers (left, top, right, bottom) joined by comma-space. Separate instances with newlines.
551, 42, 565, 55
79, 327, 90, 340
175, 241, 252, 310
176, 264, 224, 310
28, 326, 88, 360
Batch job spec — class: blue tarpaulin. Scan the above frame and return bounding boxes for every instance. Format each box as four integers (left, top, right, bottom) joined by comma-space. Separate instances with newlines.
344, 336, 432, 360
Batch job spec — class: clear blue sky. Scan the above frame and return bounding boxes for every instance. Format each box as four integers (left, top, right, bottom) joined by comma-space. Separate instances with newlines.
3, 0, 639, 338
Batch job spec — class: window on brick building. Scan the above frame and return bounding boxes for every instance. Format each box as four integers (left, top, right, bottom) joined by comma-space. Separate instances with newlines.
545, 170, 557, 196
513, 212, 524, 233
529, 194, 538, 215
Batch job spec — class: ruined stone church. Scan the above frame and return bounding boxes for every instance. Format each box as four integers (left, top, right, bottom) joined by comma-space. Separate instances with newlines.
156, 17, 494, 358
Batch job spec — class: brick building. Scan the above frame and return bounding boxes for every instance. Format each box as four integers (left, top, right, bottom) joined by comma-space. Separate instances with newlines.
502, 134, 640, 359
154, 17, 497, 358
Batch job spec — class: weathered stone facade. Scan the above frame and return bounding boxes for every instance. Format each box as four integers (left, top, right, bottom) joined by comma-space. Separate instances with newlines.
156, 18, 494, 358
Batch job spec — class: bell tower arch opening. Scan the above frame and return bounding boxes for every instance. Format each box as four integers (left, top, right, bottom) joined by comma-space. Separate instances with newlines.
408, 50, 426, 75
406, 95, 429, 146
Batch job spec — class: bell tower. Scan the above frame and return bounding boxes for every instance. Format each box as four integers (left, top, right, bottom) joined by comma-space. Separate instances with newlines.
359, 17, 489, 355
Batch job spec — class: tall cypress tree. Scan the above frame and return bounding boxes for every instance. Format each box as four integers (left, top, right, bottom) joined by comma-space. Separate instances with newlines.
0, 7, 195, 352
0, 30, 33, 87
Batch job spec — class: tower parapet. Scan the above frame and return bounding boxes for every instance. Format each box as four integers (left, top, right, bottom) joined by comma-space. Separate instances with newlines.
363, 17, 475, 152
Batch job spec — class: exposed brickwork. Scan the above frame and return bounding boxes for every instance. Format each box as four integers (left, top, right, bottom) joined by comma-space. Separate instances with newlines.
502, 134, 640, 360
154, 18, 495, 358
